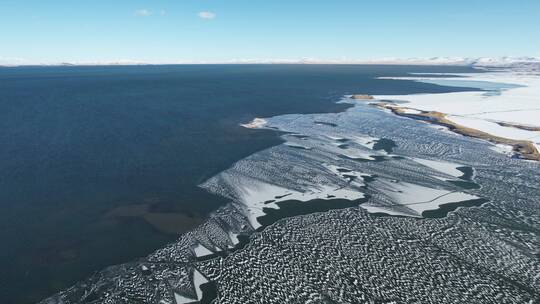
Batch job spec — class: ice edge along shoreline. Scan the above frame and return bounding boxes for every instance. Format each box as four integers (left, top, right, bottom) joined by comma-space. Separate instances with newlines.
376, 103, 540, 161
242, 93, 540, 162
369, 67, 540, 161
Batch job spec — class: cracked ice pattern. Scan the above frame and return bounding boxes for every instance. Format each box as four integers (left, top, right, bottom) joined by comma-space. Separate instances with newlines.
41, 99, 539, 304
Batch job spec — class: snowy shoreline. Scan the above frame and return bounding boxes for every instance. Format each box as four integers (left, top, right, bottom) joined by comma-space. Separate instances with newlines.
373, 64, 540, 160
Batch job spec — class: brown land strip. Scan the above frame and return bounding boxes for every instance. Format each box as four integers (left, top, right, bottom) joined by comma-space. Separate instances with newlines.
351, 94, 374, 100
496, 121, 540, 132
375, 103, 540, 161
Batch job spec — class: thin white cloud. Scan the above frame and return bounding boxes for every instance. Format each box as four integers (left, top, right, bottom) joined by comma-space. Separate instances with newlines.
198, 11, 216, 19
160, 10, 166, 16
134, 9, 151, 17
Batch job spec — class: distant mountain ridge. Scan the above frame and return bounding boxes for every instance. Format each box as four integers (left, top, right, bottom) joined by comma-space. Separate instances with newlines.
1, 56, 539, 67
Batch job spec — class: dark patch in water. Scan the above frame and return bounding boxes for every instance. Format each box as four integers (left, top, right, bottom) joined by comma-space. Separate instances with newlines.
371, 155, 388, 162
368, 212, 411, 219
373, 138, 397, 153
199, 280, 218, 304
275, 193, 292, 199
362, 175, 377, 183
422, 198, 488, 218
457, 166, 474, 181
314, 121, 338, 127
287, 144, 311, 150
448, 180, 480, 190
257, 198, 366, 228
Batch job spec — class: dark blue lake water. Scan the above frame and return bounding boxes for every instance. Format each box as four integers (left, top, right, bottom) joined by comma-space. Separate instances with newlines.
0, 64, 478, 303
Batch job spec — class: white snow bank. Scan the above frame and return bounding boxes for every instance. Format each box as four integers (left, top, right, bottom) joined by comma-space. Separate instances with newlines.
448, 115, 540, 141
192, 243, 214, 257
240, 117, 267, 129
412, 158, 465, 178
361, 181, 480, 217
374, 69, 540, 151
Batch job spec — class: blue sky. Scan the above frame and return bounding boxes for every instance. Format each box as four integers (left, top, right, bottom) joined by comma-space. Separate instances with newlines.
1, 0, 539, 63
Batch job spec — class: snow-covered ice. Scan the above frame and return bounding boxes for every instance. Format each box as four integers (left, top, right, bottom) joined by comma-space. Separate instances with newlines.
192, 243, 214, 257
411, 158, 466, 179
240, 117, 268, 129
362, 180, 480, 216
374, 66, 540, 154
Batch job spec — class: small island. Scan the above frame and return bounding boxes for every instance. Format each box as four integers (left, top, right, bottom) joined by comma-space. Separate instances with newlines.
351, 94, 374, 100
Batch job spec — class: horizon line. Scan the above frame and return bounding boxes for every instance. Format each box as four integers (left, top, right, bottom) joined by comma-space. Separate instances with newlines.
1, 56, 539, 67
